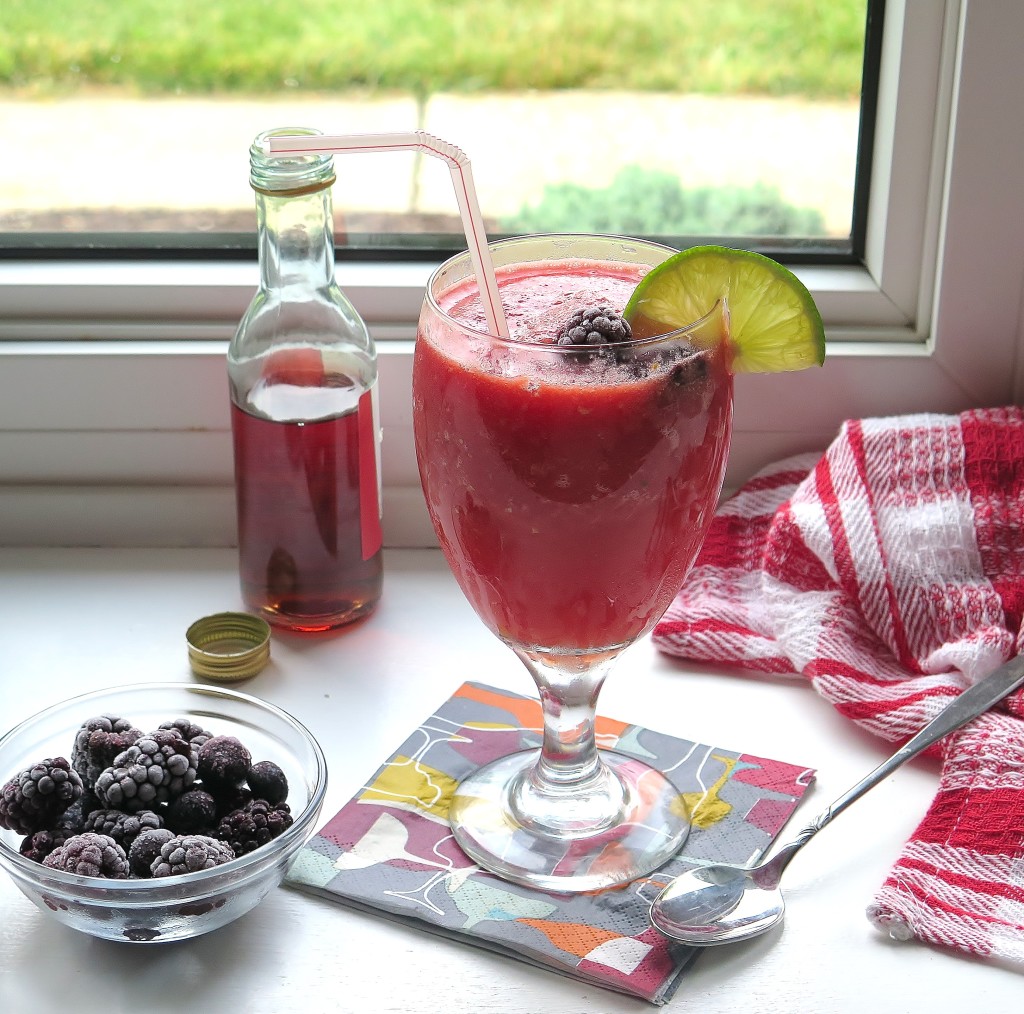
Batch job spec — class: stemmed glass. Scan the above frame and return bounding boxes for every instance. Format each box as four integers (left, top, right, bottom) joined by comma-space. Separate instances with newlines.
413, 233, 733, 891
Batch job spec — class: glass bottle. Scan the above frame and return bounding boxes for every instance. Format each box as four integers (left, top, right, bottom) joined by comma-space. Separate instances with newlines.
228, 127, 383, 632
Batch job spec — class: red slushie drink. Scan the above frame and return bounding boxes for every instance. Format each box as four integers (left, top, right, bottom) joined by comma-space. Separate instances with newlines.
413, 236, 733, 653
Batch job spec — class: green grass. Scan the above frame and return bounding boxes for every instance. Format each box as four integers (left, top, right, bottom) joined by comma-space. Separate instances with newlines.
0, 0, 867, 99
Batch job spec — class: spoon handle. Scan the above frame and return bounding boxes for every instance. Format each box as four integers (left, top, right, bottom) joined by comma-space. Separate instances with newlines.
762, 654, 1024, 881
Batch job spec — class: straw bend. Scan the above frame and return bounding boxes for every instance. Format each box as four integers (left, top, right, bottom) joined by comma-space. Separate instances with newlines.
403, 130, 471, 169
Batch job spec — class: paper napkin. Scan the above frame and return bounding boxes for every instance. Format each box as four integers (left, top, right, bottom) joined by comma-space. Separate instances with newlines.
286, 680, 814, 1004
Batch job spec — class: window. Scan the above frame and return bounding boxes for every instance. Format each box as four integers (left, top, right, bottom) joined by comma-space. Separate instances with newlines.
1, 0, 1022, 547
2, 1, 871, 260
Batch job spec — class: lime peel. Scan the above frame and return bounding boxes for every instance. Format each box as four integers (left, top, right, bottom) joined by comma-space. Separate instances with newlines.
623, 244, 825, 374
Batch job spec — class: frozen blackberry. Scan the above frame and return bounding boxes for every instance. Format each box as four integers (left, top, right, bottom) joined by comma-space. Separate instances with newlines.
60, 790, 101, 829
42, 832, 129, 879
20, 825, 76, 864
150, 834, 235, 877
556, 305, 633, 362
70, 715, 142, 789
158, 717, 214, 749
83, 807, 163, 850
0, 757, 84, 835
209, 783, 253, 820
197, 735, 251, 788
93, 729, 198, 812
217, 799, 293, 857
246, 760, 289, 805
165, 789, 218, 834
18, 783, 101, 863
127, 827, 176, 878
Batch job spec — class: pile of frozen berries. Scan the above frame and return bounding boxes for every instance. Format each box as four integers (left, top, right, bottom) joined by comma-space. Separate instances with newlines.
0, 712, 293, 879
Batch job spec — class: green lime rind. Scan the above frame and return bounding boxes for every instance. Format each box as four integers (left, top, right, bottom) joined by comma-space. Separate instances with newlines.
623, 244, 826, 374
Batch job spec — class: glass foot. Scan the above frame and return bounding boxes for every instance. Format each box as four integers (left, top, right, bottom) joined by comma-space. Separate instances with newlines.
448, 749, 690, 892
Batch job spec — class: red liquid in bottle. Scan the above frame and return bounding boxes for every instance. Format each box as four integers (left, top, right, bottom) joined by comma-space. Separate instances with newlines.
231, 391, 382, 633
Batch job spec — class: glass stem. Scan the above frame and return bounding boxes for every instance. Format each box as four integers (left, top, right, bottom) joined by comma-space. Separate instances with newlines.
509, 646, 626, 834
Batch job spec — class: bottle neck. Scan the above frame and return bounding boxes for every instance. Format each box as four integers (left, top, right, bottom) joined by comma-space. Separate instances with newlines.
255, 184, 336, 292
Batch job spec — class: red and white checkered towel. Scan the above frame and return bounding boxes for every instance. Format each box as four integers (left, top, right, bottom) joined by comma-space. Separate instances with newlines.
653, 406, 1024, 963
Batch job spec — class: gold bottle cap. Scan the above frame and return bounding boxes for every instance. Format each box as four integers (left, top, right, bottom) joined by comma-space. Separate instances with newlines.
186, 612, 271, 681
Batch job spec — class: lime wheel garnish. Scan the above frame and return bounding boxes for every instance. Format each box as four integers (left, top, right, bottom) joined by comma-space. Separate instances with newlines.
623, 245, 826, 373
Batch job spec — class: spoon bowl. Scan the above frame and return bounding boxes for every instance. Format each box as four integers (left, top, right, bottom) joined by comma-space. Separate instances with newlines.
649, 655, 1024, 946
649, 864, 784, 945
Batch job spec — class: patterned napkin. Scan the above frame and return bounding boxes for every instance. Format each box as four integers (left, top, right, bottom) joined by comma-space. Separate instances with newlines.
653, 406, 1024, 964
285, 680, 814, 1004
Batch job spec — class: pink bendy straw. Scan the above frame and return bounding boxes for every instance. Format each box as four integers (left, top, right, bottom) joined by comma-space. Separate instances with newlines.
262, 131, 510, 339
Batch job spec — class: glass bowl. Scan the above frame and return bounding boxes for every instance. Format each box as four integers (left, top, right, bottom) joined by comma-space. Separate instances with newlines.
0, 682, 327, 943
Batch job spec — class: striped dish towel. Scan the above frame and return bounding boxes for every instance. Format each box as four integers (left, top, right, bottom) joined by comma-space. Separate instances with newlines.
653, 406, 1024, 962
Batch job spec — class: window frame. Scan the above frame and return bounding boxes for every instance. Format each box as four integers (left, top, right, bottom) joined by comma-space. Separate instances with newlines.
1, 0, 1022, 547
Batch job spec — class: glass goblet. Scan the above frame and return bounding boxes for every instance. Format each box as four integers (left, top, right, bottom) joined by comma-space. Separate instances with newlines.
413, 233, 733, 892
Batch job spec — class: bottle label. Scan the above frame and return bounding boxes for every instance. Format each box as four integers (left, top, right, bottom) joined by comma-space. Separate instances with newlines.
358, 381, 383, 560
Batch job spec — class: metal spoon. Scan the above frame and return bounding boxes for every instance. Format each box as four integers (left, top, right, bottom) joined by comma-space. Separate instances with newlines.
649, 654, 1024, 946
